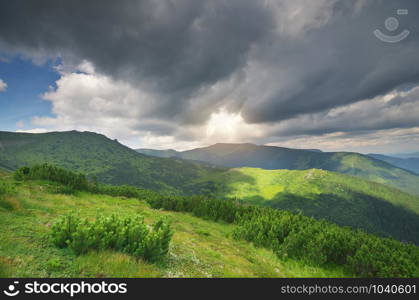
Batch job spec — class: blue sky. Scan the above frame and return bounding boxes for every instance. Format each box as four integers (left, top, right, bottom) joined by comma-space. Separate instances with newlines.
0, 58, 57, 131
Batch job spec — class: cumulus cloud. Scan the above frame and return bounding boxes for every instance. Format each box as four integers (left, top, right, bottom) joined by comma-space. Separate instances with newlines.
31, 69, 266, 148
0, 79, 7, 92
1, 0, 419, 152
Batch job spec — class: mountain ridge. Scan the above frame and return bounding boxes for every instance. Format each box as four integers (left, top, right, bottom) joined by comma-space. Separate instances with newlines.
2, 130, 419, 243
137, 142, 419, 196
368, 153, 419, 175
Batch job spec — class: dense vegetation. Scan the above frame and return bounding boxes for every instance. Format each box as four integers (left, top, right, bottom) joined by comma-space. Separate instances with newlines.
149, 195, 419, 277
2, 131, 419, 197
14, 164, 89, 190
11, 164, 419, 277
3, 132, 419, 244
202, 167, 419, 244
51, 214, 172, 262
1, 173, 344, 277
0, 178, 16, 211
140, 143, 419, 195
13, 164, 419, 245
369, 153, 419, 175
0, 131, 225, 195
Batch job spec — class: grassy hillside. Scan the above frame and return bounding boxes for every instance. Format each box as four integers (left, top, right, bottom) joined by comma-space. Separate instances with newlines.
369, 153, 419, 175
198, 168, 419, 244
150, 143, 419, 196
2, 131, 419, 244
0, 131, 225, 195
0, 172, 346, 278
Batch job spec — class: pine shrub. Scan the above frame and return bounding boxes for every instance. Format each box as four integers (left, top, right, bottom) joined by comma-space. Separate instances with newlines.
51, 214, 173, 262
14, 164, 88, 190
0, 181, 16, 210
149, 191, 419, 277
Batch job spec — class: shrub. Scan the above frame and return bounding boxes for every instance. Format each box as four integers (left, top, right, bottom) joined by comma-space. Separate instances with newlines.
18, 164, 419, 277
93, 184, 160, 202
149, 192, 419, 277
51, 214, 173, 262
0, 181, 17, 210
0, 181, 14, 197
14, 164, 88, 190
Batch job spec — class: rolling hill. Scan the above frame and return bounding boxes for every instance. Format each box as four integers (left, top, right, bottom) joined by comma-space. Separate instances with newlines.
1, 172, 343, 278
1, 170, 418, 277
197, 167, 419, 244
2, 131, 419, 243
369, 153, 419, 175
0, 131, 225, 195
137, 143, 419, 196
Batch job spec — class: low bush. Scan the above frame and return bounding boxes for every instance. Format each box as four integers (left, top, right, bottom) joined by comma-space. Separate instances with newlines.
51, 214, 173, 262
0, 181, 16, 210
16, 164, 419, 277
0, 181, 14, 197
149, 195, 419, 277
91, 183, 160, 202
14, 164, 88, 190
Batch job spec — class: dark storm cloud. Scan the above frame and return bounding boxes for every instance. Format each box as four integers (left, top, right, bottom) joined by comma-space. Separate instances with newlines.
240, 0, 419, 123
0, 0, 272, 119
1, 0, 419, 133
265, 86, 419, 139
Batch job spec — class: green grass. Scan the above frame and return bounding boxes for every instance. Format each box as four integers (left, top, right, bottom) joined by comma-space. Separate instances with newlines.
0, 174, 347, 278
174, 143, 419, 196
198, 167, 419, 244
221, 167, 419, 213
0, 131, 225, 195
2, 132, 419, 252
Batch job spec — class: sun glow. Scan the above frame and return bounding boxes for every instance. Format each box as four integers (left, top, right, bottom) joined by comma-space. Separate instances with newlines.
204, 109, 266, 144
206, 110, 244, 139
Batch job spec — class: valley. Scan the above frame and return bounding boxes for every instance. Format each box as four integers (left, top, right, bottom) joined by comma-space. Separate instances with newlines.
1, 131, 419, 245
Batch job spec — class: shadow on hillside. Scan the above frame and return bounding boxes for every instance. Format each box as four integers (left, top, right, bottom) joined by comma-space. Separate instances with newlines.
95, 163, 257, 197
185, 169, 257, 197
266, 192, 419, 245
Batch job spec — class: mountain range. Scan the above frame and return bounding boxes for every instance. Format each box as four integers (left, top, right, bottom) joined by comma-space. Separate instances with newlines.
368, 153, 419, 175
1, 130, 419, 243
391, 152, 419, 159
137, 143, 419, 196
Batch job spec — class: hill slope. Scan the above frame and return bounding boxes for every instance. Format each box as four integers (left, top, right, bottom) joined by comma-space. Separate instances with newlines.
369, 153, 419, 175
138, 143, 419, 196
2, 131, 419, 243
0, 131, 225, 195
199, 167, 419, 244
0, 173, 346, 278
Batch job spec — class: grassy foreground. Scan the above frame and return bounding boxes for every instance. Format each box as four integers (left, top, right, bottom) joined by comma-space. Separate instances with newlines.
0, 172, 347, 278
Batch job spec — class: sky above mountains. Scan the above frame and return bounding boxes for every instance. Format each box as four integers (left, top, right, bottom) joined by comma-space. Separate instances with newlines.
0, 0, 419, 153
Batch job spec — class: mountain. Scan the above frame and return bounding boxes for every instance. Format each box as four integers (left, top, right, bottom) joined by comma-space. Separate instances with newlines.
138, 143, 419, 196
136, 147, 323, 158
0, 131, 225, 195
369, 154, 419, 175
2, 131, 419, 243
199, 167, 419, 244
